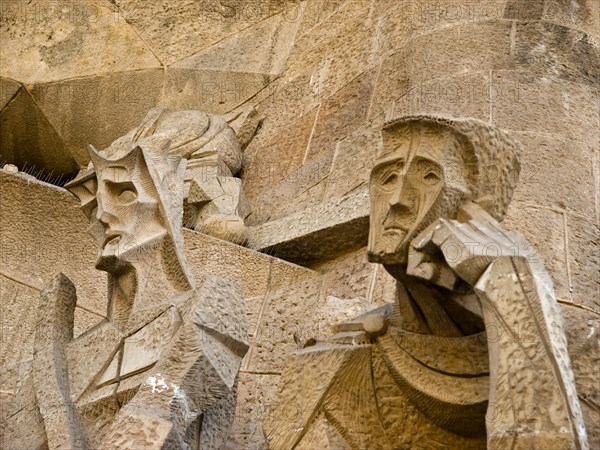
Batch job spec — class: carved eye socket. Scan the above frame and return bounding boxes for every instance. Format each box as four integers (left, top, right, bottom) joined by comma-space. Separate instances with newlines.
373, 161, 404, 190
382, 172, 399, 186
423, 170, 441, 184
118, 188, 137, 204
106, 181, 138, 205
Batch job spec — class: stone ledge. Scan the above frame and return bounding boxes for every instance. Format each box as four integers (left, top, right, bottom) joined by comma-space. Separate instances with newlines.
247, 186, 370, 266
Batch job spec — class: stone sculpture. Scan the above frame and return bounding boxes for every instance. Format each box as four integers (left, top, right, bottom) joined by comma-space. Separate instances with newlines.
93, 107, 251, 244
4, 127, 249, 448
264, 115, 588, 449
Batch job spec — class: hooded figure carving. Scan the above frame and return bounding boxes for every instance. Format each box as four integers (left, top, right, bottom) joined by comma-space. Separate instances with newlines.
264, 115, 588, 450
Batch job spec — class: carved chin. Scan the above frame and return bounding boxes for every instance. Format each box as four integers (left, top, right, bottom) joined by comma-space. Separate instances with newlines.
97, 232, 167, 268
95, 253, 125, 272
369, 232, 410, 265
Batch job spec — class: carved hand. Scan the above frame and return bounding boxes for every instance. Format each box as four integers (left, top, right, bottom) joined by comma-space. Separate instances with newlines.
407, 202, 534, 288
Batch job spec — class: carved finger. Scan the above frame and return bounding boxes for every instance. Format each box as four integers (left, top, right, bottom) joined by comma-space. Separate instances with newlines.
408, 221, 461, 289
411, 219, 442, 252
408, 219, 444, 282
431, 222, 496, 285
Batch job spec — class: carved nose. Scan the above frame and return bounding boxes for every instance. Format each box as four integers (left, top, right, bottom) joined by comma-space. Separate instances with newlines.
95, 196, 112, 226
389, 179, 413, 210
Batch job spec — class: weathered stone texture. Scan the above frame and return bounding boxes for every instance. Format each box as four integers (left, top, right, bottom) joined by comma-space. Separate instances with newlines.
0, 0, 160, 84
0, 168, 322, 448
2, 0, 599, 446
0, 171, 106, 320
109, 0, 302, 66
30, 69, 165, 165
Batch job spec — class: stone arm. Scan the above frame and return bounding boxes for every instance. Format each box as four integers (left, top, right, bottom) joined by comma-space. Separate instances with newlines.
407, 202, 588, 449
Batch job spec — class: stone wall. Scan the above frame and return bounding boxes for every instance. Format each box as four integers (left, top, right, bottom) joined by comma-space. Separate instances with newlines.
1, 0, 598, 447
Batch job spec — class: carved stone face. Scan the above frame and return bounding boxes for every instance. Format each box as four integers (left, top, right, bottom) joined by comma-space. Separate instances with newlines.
368, 126, 467, 265
85, 148, 167, 271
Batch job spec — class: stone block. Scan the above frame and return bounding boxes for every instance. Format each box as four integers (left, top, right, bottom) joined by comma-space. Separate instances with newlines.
0, 88, 79, 179
163, 68, 272, 116
316, 248, 372, 300
30, 69, 164, 165
300, 294, 375, 343
247, 187, 370, 265
226, 373, 280, 450
369, 263, 398, 306
503, 0, 545, 19
114, 0, 301, 65
0, 275, 102, 366
410, 0, 507, 35
246, 277, 322, 372
420, 19, 514, 76
371, 20, 514, 120
370, 57, 410, 121
243, 109, 317, 202
245, 295, 267, 343
183, 230, 269, 299
249, 148, 331, 223
276, 177, 327, 220
268, 257, 317, 292
373, 1, 414, 59
253, 67, 323, 146
0, 78, 20, 111
0, 276, 39, 376
502, 204, 570, 301
306, 68, 377, 162
296, 0, 348, 36
567, 215, 600, 310
491, 71, 599, 141
565, 316, 600, 449
73, 307, 105, 339
286, 0, 375, 89
315, 14, 377, 98
172, 12, 301, 77
513, 21, 600, 86
120, 308, 181, 379
0, 171, 107, 317
0, 0, 159, 84
324, 120, 382, 201
392, 71, 491, 122
509, 132, 597, 217
244, 255, 319, 344
544, 0, 600, 40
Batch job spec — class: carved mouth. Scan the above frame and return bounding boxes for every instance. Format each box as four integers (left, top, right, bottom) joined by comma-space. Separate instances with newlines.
381, 225, 410, 246
103, 235, 121, 247
383, 225, 408, 235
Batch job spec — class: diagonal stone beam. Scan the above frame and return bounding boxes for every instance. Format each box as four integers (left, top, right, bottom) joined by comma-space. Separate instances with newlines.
247, 187, 370, 266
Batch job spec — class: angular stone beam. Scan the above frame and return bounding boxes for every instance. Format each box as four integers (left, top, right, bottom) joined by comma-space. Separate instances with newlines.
247, 187, 370, 266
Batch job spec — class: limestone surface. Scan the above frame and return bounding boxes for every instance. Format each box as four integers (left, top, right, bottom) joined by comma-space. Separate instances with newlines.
2, 0, 598, 447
